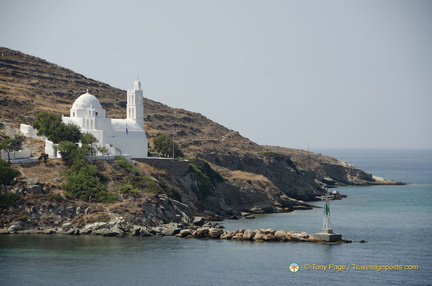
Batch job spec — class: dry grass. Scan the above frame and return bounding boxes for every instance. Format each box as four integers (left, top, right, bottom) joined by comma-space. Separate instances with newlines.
229, 170, 271, 182
136, 161, 167, 176
14, 161, 68, 186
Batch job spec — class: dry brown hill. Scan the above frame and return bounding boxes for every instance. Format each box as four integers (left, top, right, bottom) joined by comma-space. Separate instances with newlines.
0, 47, 259, 155
0, 46, 401, 203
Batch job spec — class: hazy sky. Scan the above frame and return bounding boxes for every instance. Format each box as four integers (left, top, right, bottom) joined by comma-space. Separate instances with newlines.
1, 0, 431, 149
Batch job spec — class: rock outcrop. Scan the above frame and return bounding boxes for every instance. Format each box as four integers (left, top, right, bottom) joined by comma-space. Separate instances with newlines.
0, 47, 403, 235
176, 227, 352, 243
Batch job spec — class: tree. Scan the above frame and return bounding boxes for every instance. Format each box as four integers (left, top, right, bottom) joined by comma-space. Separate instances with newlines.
32, 111, 62, 137
56, 141, 78, 165
60, 124, 82, 143
32, 111, 81, 143
153, 134, 184, 158
64, 164, 111, 202
0, 158, 20, 186
81, 133, 98, 158
38, 153, 49, 165
0, 136, 24, 163
81, 133, 98, 145
98, 146, 109, 161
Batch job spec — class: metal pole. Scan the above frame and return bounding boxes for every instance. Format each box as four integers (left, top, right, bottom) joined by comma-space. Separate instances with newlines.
172, 130, 175, 159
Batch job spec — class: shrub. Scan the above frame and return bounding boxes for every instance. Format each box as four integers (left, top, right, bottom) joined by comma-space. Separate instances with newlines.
0, 159, 20, 185
63, 163, 113, 203
56, 141, 79, 165
115, 183, 140, 198
33, 111, 81, 143
0, 193, 21, 209
63, 156, 116, 203
114, 155, 140, 174
153, 134, 184, 158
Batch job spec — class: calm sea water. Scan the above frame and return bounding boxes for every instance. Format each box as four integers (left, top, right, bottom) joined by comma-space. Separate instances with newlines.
1, 149, 431, 285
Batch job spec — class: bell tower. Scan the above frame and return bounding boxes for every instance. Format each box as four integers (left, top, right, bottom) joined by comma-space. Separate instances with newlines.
126, 79, 144, 129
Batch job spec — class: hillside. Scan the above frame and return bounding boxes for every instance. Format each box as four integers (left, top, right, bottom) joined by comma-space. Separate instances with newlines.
0, 47, 402, 235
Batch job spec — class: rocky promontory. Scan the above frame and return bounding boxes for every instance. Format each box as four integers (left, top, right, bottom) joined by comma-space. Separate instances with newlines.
0, 47, 404, 235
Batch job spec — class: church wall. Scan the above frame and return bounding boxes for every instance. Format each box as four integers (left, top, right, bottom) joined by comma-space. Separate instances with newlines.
94, 117, 112, 134
108, 130, 148, 158
57, 80, 148, 159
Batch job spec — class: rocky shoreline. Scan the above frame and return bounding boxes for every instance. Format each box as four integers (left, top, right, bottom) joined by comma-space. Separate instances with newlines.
1, 216, 359, 244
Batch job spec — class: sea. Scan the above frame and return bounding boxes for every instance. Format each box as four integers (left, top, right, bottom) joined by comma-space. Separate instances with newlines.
0, 149, 431, 285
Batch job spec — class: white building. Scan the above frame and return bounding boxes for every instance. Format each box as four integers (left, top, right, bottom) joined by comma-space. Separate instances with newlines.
49, 80, 148, 158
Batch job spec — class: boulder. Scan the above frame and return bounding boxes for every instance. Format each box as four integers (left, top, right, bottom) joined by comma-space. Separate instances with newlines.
262, 228, 274, 235
44, 228, 56, 234
253, 232, 266, 241
192, 216, 205, 226
93, 227, 124, 237
140, 228, 152, 237
26, 185, 43, 194
150, 227, 163, 235
192, 227, 210, 238
250, 207, 264, 214
263, 233, 276, 241
242, 229, 256, 240
220, 231, 234, 240
130, 226, 142, 236
300, 232, 310, 238
61, 222, 73, 232
232, 233, 244, 240
274, 230, 288, 241
208, 228, 224, 239
234, 228, 246, 234
0, 229, 10, 235
67, 228, 80, 235
24, 178, 39, 185
8, 222, 23, 232
160, 223, 181, 236
178, 229, 193, 237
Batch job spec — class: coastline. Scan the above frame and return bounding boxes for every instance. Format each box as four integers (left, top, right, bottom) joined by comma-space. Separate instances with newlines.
0, 222, 357, 244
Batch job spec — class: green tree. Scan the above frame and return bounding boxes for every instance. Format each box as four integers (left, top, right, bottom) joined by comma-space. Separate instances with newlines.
61, 148, 116, 203
153, 134, 184, 158
81, 133, 98, 158
32, 111, 81, 143
0, 159, 20, 186
81, 133, 98, 145
32, 111, 62, 137
60, 124, 82, 143
38, 153, 49, 165
64, 165, 110, 202
0, 136, 24, 163
98, 146, 110, 161
56, 141, 78, 165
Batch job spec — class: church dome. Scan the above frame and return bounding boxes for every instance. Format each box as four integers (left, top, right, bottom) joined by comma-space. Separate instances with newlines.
72, 91, 103, 110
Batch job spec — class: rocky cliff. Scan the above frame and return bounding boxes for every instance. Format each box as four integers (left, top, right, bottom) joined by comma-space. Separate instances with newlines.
0, 47, 403, 234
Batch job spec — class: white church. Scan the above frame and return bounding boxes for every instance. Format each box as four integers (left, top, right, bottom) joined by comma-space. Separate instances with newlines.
22, 80, 149, 159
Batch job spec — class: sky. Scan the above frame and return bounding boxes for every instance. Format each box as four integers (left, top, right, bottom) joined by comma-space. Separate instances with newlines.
1, 0, 431, 149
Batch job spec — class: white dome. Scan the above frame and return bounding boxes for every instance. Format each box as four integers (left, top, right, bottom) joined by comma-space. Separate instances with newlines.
72, 91, 102, 110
